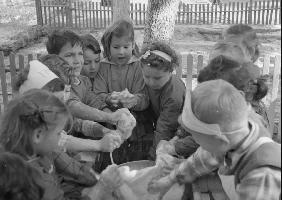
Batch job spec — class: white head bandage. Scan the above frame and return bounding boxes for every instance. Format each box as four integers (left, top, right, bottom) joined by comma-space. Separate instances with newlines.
19, 60, 59, 94
142, 50, 172, 62
180, 90, 222, 136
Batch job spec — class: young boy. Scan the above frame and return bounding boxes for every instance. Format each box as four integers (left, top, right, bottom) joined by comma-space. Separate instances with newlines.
149, 80, 281, 200
45, 29, 123, 125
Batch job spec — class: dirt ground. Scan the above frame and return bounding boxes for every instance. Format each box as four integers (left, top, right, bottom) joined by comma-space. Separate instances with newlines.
11, 24, 280, 59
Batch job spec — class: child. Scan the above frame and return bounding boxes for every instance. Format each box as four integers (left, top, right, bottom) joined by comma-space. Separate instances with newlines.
0, 152, 44, 200
93, 19, 153, 165
46, 29, 123, 125
0, 89, 135, 200
13, 59, 123, 153
209, 24, 260, 63
149, 79, 281, 200
94, 19, 147, 111
223, 24, 260, 63
198, 55, 270, 132
140, 41, 186, 158
80, 34, 101, 87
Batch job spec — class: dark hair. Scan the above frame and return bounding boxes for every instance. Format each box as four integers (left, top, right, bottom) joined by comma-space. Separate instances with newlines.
198, 55, 268, 102
80, 34, 101, 54
0, 89, 70, 157
140, 41, 179, 72
101, 19, 138, 58
224, 24, 254, 36
13, 62, 65, 93
0, 152, 44, 200
223, 24, 260, 62
46, 29, 83, 55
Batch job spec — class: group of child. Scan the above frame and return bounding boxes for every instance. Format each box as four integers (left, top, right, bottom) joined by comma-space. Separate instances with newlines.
0, 18, 280, 200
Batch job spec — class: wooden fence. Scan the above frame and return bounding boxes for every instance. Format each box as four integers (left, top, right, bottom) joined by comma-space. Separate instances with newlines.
36, 0, 281, 29
0, 51, 281, 136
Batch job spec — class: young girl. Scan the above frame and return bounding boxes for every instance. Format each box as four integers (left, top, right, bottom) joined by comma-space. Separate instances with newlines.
80, 34, 101, 88
140, 41, 186, 159
0, 152, 44, 200
0, 89, 134, 200
93, 19, 153, 166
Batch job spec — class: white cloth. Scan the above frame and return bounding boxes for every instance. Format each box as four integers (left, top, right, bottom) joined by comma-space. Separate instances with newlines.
19, 60, 58, 94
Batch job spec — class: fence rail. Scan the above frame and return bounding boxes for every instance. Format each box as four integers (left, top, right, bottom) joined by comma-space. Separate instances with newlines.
36, 0, 281, 28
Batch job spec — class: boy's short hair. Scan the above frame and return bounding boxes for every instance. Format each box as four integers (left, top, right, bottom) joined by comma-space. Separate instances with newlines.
192, 79, 248, 125
80, 34, 101, 54
101, 19, 138, 58
198, 55, 267, 102
46, 29, 82, 55
140, 41, 179, 72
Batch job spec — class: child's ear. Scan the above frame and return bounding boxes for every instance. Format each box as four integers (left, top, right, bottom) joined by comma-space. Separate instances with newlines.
32, 127, 45, 144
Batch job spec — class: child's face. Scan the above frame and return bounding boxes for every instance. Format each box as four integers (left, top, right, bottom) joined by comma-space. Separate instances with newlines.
82, 48, 101, 78
33, 114, 68, 155
110, 35, 134, 65
142, 65, 171, 90
58, 42, 84, 77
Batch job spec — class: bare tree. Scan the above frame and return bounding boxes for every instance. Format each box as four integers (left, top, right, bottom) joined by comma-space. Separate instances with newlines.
143, 0, 180, 47
112, 0, 131, 22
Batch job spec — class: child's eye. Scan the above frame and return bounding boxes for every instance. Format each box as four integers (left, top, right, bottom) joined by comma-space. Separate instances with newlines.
84, 61, 90, 65
64, 54, 72, 57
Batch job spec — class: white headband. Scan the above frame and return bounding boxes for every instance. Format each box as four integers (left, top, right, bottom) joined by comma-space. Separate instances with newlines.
19, 60, 59, 94
180, 89, 222, 136
142, 50, 172, 62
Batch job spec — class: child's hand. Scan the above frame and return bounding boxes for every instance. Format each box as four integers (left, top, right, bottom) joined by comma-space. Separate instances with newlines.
120, 95, 138, 109
147, 175, 175, 198
107, 91, 121, 107
100, 164, 124, 191
119, 89, 137, 109
99, 133, 122, 152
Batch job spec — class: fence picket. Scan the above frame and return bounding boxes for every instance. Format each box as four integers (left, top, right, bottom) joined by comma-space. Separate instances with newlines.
9, 54, 17, 97
269, 0, 275, 25
263, 55, 270, 75
0, 52, 8, 109
272, 55, 281, 101
258, 1, 261, 24
262, 0, 266, 24
197, 55, 204, 73
186, 54, 193, 90
210, 4, 213, 24
228, 2, 231, 24
18, 55, 25, 71
266, 0, 271, 25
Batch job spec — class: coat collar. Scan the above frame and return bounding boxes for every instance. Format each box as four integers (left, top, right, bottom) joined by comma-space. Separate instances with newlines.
101, 56, 139, 65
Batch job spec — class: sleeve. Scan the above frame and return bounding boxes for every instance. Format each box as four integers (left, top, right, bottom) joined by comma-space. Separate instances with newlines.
52, 151, 98, 186
130, 65, 149, 111
82, 77, 107, 110
93, 67, 111, 104
154, 97, 183, 146
174, 135, 200, 158
72, 118, 105, 138
236, 167, 281, 200
172, 147, 222, 183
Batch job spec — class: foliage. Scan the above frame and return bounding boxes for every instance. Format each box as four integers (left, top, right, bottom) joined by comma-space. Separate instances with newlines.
0, 4, 36, 25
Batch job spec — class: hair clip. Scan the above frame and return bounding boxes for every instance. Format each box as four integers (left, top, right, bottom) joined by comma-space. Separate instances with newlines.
142, 50, 151, 59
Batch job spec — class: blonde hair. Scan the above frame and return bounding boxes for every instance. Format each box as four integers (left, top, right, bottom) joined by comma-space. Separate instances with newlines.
191, 80, 248, 126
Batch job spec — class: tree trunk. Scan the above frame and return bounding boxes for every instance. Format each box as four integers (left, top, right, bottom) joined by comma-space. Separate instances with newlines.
143, 0, 180, 48
112, 0, 131, 22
